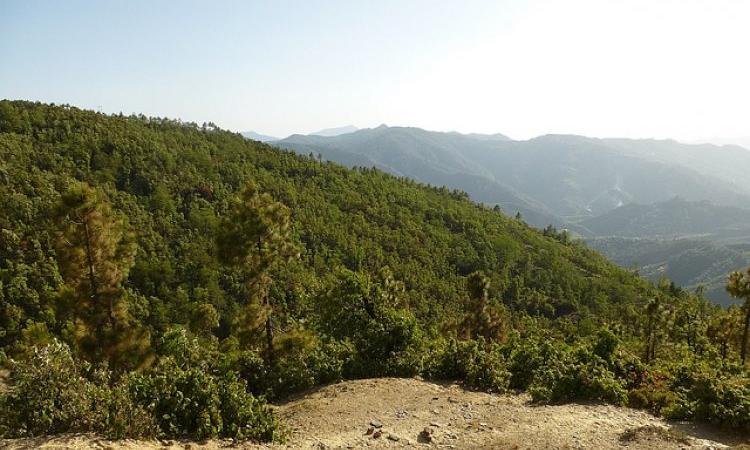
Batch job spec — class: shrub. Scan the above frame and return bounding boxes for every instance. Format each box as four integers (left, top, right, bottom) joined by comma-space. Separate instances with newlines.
530, 358, 627, 404
627, 383, 678, 415
528, 340, 628, 405
224, 337, 352, 400
506, 337, 561, 390
0, 341, 281, 441
0, 341, 155, 439
155, 326, 217, 369
127, 358, 281, 440
344, 308, 426, 379
425, 338, 510, 393
660, 363, 750, 432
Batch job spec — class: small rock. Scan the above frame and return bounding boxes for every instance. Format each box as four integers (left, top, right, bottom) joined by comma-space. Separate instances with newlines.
446, 432, 458, 439
418, 428, 433, 443
479, 422, 488, 427
431, 409, 440, 414
387, 434, 400, 442
432, 396, 439, 401
370, 419, 383, 428
448, 397, 459, 404
373, 430, 383, 439
366, 427, 374, 435
430, 421, 442, 427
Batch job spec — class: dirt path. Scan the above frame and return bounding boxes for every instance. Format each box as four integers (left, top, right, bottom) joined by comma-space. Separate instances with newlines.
2, 378, 747, 449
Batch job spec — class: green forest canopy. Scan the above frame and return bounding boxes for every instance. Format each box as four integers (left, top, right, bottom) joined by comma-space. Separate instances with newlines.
0, 100, 749, 440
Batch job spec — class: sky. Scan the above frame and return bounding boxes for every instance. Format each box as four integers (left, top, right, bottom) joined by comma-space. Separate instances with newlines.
1, 0, 749, 141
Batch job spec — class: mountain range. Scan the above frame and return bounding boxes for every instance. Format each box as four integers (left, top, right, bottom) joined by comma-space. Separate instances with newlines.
274, 125, 750, 305
241, 131, 278, 142
310, 125, 359, 136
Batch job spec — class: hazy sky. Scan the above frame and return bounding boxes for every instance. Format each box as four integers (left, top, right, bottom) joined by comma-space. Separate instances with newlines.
1, 0, 749, 141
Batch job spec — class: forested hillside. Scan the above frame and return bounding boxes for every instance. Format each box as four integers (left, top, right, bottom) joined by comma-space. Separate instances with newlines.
588, 237, 750, 305
275, 126, 563, 229
581, 197, 750, 238
276, 127, 750, 222
581, 198, 750, 305
1, 101, 749, 441
276, 127, 750, 307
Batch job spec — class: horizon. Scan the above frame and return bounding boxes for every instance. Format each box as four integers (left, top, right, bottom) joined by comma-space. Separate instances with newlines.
247, 123, 750, 149
2, 0, 749, 144
4, 97, 749, 148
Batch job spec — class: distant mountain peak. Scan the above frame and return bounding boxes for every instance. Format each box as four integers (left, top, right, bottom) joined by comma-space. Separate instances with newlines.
310, 125, 359, 137
241, 131, 278, 142
464, 132, 511, 142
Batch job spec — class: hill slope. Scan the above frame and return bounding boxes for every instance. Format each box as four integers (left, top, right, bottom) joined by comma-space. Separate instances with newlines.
276, 127, 750, 305
276, 127, 750, 222
2, 101, 749, 442
581, 197, 750, 239
580, 198, 750, 305
0, 100, 659, 350
275, 126, 565, 229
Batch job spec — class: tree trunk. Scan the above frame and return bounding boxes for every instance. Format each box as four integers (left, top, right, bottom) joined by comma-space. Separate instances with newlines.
741, 305, 750, 364
82, 219, 111, 330
264, 293, 274, 367
83, 220, 98, 302
644, 317, 653, 363
257, 238, 274, 367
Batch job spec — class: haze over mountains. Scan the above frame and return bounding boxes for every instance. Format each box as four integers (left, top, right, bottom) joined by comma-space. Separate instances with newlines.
269, 125, 750, 305
240, 131, 278, 142
692, 137, 750, 152
310, 125, 359, 137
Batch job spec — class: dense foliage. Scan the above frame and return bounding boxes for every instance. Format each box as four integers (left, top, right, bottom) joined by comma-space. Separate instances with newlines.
1, 100, 749, 440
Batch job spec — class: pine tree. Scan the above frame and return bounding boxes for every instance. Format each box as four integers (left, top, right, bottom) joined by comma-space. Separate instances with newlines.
216, 181, 298, 366
460, 271, 506, 342
707, 305, 741, 361
727, 267, 750, 364
53, 182, 149, 369
644, 296, 662, 363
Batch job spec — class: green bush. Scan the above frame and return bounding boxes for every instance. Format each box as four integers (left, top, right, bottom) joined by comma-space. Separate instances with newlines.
661, 363, 750, 432
224, 338, 352, 400
0, 341, 155, 439
127, 358, 281, 440
530, 359, 627, 404
627, 382, 678, 415
506, 337, 561, 390
425, 338, 510, 392
0, 341, 280, 441
343, 308, 426, 379
528, 336, 628, 405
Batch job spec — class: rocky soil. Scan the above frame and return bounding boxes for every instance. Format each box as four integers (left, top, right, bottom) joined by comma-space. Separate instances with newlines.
2, 377, 748, 449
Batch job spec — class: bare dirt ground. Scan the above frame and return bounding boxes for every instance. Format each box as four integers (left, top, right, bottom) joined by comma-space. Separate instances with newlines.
2, 377, 748, 450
